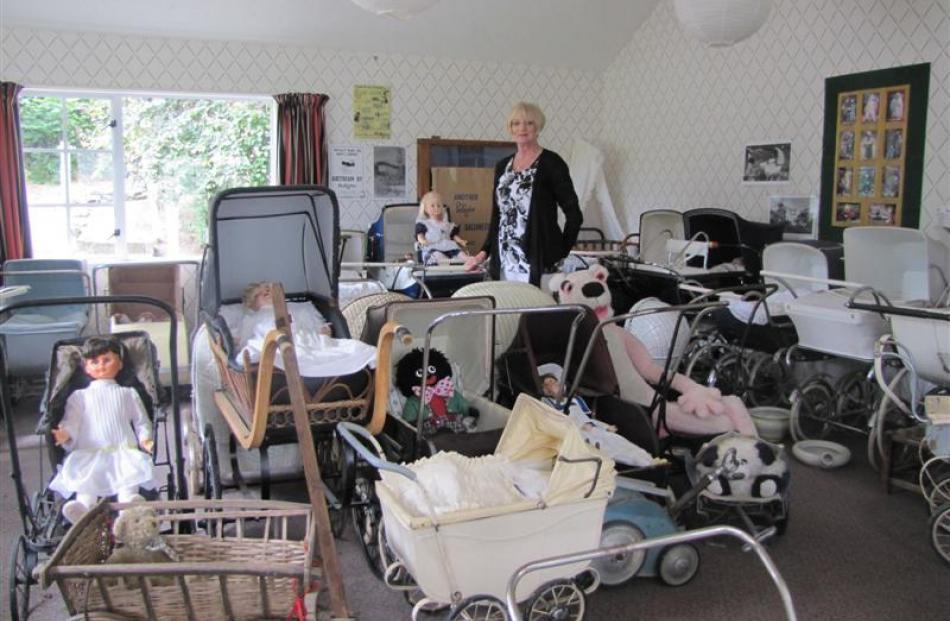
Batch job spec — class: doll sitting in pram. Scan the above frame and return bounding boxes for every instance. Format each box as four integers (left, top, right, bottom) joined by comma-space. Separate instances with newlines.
538, 363, 654, 468
415, 191, 470, 265
48, 336, 157, 523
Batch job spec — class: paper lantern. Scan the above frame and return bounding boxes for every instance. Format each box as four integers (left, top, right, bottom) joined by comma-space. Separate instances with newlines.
673, 0, 772, 47
349, 0, 440, 19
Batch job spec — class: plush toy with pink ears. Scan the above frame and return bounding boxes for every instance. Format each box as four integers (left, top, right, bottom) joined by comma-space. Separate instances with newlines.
548, 264, 758, 437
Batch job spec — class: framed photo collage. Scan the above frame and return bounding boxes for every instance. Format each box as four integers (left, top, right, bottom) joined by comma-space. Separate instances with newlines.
819, 63, 928, 241
833, 86, 907, 227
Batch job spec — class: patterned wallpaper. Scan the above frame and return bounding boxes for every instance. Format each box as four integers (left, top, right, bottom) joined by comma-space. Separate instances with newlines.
601, 0, 949, 233
0, 26, 601, 229
2, 0, 947, 236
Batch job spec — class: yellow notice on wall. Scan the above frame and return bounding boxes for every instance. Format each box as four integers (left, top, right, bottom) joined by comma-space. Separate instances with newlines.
353, 85, 391, 139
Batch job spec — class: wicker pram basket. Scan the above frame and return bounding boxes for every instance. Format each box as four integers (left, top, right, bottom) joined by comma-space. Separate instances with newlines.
37, 499, 317, 621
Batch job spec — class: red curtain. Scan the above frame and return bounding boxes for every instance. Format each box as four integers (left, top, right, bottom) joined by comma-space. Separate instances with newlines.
274, 93, 329, 185
0, 82, 31, 261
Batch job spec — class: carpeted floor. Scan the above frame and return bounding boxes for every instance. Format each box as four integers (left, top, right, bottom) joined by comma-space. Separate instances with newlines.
2, 396, 947, 621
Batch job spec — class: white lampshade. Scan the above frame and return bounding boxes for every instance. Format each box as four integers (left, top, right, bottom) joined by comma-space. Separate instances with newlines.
349, 0, 440, 19
673, 0, 772, 47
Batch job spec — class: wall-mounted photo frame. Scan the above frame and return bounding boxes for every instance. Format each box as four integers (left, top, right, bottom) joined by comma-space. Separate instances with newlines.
743, 142, 791, 183
769, 195, 818, 240
819, 63, 929, 241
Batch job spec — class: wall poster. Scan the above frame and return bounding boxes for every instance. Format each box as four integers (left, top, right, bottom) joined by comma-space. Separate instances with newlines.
353, 85, 392, 139
820, 63, 929, 241
328, 145, 366, 199
374, 146, 406, 199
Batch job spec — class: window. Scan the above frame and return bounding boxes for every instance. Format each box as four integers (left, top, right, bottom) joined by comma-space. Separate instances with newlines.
20, 91, 275, 259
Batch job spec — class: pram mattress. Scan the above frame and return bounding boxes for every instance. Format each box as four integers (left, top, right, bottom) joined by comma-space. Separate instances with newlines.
785, 289, 888, 360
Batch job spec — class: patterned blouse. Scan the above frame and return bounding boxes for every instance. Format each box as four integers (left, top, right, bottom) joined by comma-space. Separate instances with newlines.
495, 159, 537, 282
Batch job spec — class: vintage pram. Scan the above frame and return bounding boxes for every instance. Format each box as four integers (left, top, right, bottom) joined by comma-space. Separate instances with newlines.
762, 226, 938, 443
340, 295, 586, 581
338, 393, 615, 621
3, 293, 185, 621
190, 186, 379, 528
853, 298, 950, 565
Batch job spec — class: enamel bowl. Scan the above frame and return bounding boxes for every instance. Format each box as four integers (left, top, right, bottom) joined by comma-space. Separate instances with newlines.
749, 406, 791, 443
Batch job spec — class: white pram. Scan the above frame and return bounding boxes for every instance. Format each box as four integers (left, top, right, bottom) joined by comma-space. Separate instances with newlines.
762, 226, 937, 442
338, 394, 615, 621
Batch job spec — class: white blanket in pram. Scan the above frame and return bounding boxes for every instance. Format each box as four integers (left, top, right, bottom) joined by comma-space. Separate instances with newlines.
387, 452, 551, 518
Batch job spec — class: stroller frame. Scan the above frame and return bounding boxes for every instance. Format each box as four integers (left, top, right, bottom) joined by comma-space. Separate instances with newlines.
2, 294, 184, 621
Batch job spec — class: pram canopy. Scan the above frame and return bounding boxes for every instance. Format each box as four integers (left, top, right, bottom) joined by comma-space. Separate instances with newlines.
200, 186, 339, 315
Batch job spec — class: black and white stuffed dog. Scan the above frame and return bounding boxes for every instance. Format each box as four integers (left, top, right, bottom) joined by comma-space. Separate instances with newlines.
694, 433, 789, 499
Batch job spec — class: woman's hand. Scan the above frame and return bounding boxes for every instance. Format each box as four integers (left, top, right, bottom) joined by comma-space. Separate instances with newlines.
51, 426, 70, 446
464, 251, 486, 272
140, 438, 155, 454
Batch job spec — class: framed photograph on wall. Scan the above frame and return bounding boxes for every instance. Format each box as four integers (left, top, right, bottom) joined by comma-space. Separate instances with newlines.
819, 63, 929, 241
769, 195, 818, 240
743, 142, 791, 183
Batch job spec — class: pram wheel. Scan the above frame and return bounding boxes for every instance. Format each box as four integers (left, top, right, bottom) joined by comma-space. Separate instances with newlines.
790, 377, 836, 441
351, 471, 385, 577
525, 579, 586, 621
592, 521, 646, 586
929, 502, 950, 566
8, 535, 36, 621
747, 355, 788, 407
920, 460, 950, 510
710, 352, 746, 398
202, 424, 222, 500
318, 434, 348, 538
445, 596, 509, 621
834, 370, 873, 422
657, 543, 700, 586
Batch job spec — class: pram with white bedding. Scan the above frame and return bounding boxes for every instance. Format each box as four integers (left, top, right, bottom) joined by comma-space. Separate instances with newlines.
338, 393, 614, 621
190, 186, 378, 511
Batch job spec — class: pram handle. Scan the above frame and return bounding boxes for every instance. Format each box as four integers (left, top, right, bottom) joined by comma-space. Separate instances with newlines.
849, 300, 950, 321
565, 300, 727, 409
336, 422, 417, 481
556, 455, 603, 499
505, 524, 797, 621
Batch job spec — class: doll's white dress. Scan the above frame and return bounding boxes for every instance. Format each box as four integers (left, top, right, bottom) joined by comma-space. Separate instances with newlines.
49, 379, 155, 499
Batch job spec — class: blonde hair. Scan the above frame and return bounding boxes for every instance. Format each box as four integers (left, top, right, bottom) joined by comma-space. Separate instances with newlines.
242, 282, 270, 309
418, 190, 443, 219
507, 102, 546, 133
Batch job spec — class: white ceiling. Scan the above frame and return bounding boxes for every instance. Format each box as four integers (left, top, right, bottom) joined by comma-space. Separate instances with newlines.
0, 0, 662, 72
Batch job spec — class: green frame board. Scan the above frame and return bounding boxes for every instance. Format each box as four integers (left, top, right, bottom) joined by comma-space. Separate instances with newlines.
819, 63, 929, 241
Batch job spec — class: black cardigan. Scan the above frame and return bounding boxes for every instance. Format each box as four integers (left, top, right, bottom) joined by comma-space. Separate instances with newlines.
480, 149, 582, 285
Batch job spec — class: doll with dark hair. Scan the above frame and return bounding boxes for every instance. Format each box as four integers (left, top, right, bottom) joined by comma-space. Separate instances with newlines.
396, 348, 470, 435
50, 336, 155, 523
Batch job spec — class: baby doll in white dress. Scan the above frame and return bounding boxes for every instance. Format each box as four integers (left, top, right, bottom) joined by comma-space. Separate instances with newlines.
415, 191, 470, 265
237, 282, 332, 365
50, 337, 155, 524
539, 366, 654, 468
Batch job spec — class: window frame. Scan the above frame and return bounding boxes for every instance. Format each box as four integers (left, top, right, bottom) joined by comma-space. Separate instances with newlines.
20, 87, 278, 259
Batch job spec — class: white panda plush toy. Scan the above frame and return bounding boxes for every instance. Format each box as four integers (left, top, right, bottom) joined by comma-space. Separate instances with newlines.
693, 432, 790, 499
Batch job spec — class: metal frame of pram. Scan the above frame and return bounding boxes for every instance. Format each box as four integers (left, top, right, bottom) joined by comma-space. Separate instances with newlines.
850, 299, 950, 565
505, 524, 798, 621
2, 294, 184, 621
564, 301, 791, 540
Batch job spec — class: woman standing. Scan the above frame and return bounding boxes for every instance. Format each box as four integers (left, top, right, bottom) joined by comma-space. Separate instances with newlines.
465, 102, 582, 286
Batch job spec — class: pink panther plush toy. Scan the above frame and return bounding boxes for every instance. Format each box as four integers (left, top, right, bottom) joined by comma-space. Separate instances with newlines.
548, 264, 757, 437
